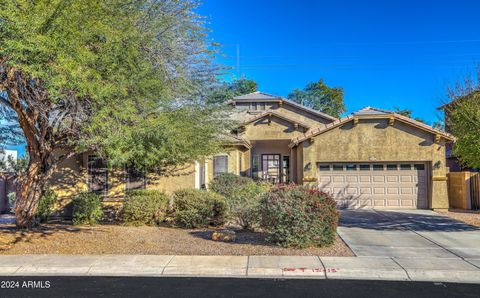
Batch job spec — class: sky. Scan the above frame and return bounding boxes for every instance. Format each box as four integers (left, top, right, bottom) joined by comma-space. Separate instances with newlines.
197, 0, 480, 123
4, 0, 480, 157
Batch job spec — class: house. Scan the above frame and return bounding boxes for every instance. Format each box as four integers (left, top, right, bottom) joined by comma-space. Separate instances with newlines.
51, 91, 454, 214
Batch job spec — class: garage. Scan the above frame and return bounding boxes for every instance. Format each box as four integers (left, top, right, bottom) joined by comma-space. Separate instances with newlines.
317, 162, 428, 209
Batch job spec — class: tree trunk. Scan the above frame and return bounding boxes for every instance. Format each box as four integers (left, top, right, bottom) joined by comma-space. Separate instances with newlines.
14, 158, 46, 228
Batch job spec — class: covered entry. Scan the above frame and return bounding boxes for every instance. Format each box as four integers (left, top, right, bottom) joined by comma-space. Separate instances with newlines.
317, 162, 428, 209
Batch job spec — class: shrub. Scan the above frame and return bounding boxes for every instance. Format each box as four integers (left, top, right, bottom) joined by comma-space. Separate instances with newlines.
172, 189, 226, 228
211, 174, 269, 229
231, 182, 270, 229
259, 184, 339, 248
72, 192, 103, 225
121, 189, 169, 226
209, 173, 252, 198
36, 188, 58, 222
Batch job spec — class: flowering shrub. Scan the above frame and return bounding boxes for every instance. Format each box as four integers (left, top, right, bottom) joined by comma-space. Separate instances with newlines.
259, 184, 339, 248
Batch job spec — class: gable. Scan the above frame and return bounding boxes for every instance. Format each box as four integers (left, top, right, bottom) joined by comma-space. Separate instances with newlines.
241, 115, 307, 141
307, 118, 447, 163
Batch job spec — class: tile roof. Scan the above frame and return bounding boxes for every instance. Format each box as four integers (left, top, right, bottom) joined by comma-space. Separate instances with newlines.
231, 91, 338, 121
242, 110, 311, 129
290, 107, 455, 146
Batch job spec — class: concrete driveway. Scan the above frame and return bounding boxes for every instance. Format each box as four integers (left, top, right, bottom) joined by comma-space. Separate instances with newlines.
338, 209, 480, 259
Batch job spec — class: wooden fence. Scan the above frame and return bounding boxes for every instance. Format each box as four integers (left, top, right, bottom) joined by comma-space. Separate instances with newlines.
447, 172, 480, 210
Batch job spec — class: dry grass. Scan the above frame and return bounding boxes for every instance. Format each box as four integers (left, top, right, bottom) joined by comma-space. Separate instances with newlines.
437, 209, 480, 227
0, 224, 353, 256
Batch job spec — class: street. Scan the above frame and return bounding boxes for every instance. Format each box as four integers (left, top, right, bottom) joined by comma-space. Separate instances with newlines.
0, 277, 479, 298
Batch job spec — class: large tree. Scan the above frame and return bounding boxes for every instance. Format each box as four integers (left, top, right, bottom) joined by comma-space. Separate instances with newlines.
287, 79, 346, 118
206, 78, 258, 104
0, 0, 231, 227
393, 107, 425, 123
445, 86, 480, 169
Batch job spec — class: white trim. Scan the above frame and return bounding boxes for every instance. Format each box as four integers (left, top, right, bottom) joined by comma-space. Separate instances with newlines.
194, 161, 200, 189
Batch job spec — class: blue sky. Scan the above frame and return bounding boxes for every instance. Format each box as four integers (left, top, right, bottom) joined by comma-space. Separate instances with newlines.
198, 0, 480, 123
4, 1, 480, 156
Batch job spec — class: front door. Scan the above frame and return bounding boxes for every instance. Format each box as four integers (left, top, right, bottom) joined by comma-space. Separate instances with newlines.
262, 154, 281, 183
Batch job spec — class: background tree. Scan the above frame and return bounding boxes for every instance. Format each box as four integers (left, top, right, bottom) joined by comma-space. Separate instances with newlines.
444, 72, 480, 168
0, 0, 231, 227
393, 107, 426, 123
206, 78, 258, 104
287, 79, 346, 118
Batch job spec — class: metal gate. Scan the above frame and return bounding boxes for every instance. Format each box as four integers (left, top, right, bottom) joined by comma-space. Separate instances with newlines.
471, 173, 480, 210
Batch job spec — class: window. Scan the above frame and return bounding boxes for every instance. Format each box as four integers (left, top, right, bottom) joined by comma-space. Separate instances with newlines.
213, 155, 228, 176
387, 164, 398, 171
359, 164, 370, 171
319, 165, 330, 171
251, 102, 257, 110
252, 156, 260, 178
88, 155, 108, 195
125, 164, 146, 190
346, 164, 357, 171
262, 154, 281, 183
282, 156, 290, 183
373, 164, 384, 171
400, 164, 412, 170
260, 103, 266, 110
414, 164, 425, 170
333, 164, 344, 171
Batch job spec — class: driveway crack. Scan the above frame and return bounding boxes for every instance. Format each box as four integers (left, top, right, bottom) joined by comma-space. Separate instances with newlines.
390, 258, 412, 281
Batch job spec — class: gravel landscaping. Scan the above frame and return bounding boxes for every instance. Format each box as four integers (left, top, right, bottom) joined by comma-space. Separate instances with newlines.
437, 210, 480, 227
0, 224, 353, 256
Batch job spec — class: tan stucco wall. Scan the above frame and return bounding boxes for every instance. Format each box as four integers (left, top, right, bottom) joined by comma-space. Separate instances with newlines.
300, 119, 449, 209
276, 104, 332, 127
148, 165, 196, 193
48, 152, 197, 216
243, 117, 306, 140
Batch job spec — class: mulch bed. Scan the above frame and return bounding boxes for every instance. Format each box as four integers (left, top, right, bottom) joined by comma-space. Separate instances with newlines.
0, 224, 353, 256
437, 209, 480, 227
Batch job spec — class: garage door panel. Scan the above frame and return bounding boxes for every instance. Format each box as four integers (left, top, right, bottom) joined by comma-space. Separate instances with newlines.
317, 162, 428, 209
386, 176, 398, 183
346, 176, 358, 183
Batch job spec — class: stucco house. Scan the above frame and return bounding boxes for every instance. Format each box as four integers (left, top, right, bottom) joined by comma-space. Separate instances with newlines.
51, 91, 454, 214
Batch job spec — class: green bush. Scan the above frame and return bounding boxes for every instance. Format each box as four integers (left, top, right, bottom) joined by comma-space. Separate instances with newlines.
209, 173, 252, 198
172, 189, 226, 228
211, 174, 269, 230
121, 189, 169, 226
36, 188, 58, 222
72, 192, 104, 225
259, 184, 339, 248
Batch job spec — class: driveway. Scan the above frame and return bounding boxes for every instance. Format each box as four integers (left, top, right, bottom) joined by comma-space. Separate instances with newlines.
338, 209, 480, 259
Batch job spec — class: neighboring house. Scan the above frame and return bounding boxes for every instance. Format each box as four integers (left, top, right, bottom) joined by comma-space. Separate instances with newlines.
0, 149, 17, 172
51, 91, 454, 214
0, 149, 17, 213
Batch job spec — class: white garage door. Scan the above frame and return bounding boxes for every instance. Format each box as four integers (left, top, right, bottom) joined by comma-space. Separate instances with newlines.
317, 163, 428, 209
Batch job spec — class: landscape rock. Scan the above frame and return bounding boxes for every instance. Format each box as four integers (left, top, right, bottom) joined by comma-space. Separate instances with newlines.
212, 230, 236, 242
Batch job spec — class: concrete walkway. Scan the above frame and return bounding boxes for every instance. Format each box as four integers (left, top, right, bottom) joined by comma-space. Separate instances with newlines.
0, 254, 479, 283
338, 209, 480, 259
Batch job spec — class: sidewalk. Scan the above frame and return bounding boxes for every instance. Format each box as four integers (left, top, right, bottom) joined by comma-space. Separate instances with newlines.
0, 255, 479, 284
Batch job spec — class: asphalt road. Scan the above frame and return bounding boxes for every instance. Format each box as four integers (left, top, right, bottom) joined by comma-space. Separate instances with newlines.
0, 277, 479, 298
